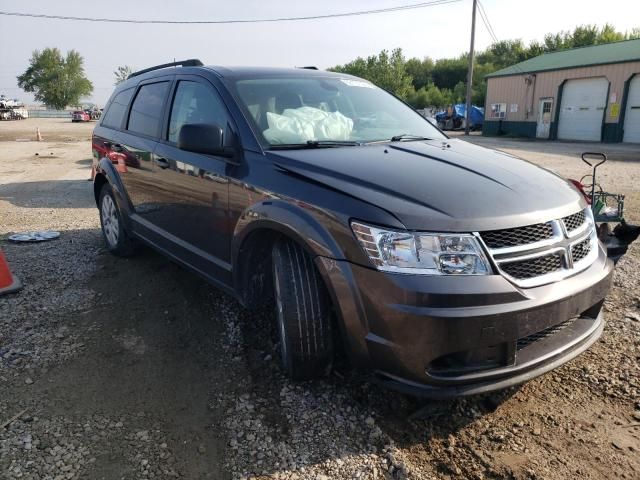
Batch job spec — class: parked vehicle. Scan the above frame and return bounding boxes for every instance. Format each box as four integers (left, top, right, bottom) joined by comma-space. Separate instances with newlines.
435, 104, 484, 130
0, 108, 28, 120
0, 96, 28, 120
72, 110, 91, 122
92, 60, 614, 397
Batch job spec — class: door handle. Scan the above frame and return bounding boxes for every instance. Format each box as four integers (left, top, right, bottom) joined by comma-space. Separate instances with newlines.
155, 157, 170, 169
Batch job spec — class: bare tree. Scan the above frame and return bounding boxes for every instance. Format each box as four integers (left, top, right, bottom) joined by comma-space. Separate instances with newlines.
114, 65, 135, 85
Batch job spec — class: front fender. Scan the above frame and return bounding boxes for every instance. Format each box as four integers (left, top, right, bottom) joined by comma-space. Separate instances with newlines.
232, 199, 347, 264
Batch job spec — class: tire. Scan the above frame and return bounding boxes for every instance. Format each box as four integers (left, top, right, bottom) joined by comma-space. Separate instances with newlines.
272, 239, 334, 380
98, 183, 136, 256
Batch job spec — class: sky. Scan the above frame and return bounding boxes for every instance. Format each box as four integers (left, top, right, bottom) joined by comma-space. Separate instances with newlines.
1, 0, 639, 105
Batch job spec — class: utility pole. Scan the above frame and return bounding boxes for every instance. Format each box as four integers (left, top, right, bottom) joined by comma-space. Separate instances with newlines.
464, 0, 477, 135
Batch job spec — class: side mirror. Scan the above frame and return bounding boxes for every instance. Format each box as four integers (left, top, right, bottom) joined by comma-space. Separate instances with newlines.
177, 123, 235, 158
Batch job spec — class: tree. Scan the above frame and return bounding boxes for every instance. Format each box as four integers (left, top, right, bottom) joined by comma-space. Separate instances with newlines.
330, 48, 414, 99
407, 87, 428, 109
452, 81, 467, 104
569, 25, 600, 48
526, 40, 546, 58
543, 32, 567, 52
405, 57, 434, 90
431, 56, 468, 91
424, 85, 448, 108
17, 48, 93, 109
476, 40, 532, 70
595, 24, 625, 44
330, 23, 638, 111
114, 65, 135, 85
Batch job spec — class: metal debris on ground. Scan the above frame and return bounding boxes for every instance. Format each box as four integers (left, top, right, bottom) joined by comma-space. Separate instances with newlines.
8, 231, 61, 243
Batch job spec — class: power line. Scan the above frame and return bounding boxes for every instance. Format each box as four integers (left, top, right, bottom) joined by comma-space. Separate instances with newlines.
0, 1, 461, 25
477, 0, 498, 44
477, 0, 527, 74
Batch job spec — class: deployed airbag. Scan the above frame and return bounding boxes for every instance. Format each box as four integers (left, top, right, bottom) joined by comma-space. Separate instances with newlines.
263, 106, 354, 144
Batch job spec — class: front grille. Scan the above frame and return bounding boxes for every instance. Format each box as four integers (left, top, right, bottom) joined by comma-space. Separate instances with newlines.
517, 318, 576, 350
563, 211, 586, 233
480, 208, 595, 287
500, 253, 563, 280
480, 222, 554, 249
571, 237, 591, 263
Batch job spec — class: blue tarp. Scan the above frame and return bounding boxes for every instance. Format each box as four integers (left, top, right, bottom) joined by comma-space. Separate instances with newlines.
435, 104, 484, 126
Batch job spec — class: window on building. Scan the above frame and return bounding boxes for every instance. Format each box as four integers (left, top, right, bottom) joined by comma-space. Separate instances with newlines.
490, 103, 507, 119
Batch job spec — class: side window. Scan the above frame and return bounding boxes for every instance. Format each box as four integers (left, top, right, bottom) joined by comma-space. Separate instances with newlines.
102, 88, 134, 129
168, 81, 229, 143
127, 82, 169, 137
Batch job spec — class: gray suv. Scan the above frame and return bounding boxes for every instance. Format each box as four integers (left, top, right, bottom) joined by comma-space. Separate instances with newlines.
92, 60, 613, 397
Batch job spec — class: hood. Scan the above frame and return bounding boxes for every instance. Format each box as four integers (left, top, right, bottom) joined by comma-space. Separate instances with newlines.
267, 139, 586, 232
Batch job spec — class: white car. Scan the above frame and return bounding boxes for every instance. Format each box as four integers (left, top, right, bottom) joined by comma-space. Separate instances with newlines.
12, 108, 28, 119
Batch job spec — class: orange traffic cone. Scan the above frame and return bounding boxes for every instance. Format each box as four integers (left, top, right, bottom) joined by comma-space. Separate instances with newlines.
0, 250, 22, 296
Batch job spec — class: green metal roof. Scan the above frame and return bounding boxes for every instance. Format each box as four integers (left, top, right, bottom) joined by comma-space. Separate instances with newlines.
486, 38, 640, 78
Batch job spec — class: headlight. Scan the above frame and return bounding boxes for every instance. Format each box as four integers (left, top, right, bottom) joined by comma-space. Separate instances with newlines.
351, 222, 492, 275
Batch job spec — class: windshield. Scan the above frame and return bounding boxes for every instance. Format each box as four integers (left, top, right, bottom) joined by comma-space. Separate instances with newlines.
231, 76, 446, 147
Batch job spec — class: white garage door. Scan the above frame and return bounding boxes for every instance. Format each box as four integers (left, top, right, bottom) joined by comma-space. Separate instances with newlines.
558, 78, 608, 141
623, 76, 640, 143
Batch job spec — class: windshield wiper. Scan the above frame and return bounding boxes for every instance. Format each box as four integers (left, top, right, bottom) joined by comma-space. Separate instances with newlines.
270, 140, 361, 150
306, 140, 361, 147
389, 134, 433, 142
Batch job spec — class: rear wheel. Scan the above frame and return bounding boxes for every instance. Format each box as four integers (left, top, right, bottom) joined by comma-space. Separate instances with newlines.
99, 183, 136, 256
272, 239, 334, 380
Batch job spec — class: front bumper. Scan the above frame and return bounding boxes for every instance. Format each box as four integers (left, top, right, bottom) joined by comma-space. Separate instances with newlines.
315, 244, 614, 398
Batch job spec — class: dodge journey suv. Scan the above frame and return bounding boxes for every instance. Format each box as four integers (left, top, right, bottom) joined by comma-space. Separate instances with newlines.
92, 59, 613, 397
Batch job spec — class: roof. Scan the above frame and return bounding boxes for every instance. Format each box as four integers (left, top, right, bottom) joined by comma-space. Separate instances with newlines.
111, 64, 359, 97
203, 65, 349, 79
486, 38, 640, 78
118, 64, 351, 88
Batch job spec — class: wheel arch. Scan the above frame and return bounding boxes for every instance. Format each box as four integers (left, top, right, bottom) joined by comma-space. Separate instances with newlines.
232, 200, 346, 308
93, 172, 107, 206
94, 158, 132, 215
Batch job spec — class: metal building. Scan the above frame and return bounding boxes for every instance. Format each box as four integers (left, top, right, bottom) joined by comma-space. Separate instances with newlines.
483, 39, 640, 143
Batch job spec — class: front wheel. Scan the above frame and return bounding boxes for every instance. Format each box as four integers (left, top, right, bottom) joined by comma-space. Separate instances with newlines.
99, 184, 137, 256
272, 239, 334, 380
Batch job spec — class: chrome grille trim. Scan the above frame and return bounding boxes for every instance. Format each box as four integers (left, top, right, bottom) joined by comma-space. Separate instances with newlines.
475, 208, 598, 288
562, 210, 589, 238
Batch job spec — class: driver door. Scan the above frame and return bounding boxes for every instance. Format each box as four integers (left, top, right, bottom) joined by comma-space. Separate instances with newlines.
150, 77, 233, 286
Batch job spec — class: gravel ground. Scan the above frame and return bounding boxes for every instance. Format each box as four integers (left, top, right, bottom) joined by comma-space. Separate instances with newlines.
1, 119, 639, 479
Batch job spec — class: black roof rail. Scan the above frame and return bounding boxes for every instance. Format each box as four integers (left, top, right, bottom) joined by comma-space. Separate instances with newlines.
127, 59, 204, 79
298, 66, 318, 70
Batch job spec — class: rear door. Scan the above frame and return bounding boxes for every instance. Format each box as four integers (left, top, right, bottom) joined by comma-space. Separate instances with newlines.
149, 76, 233, 285
117, 78, 172, 223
